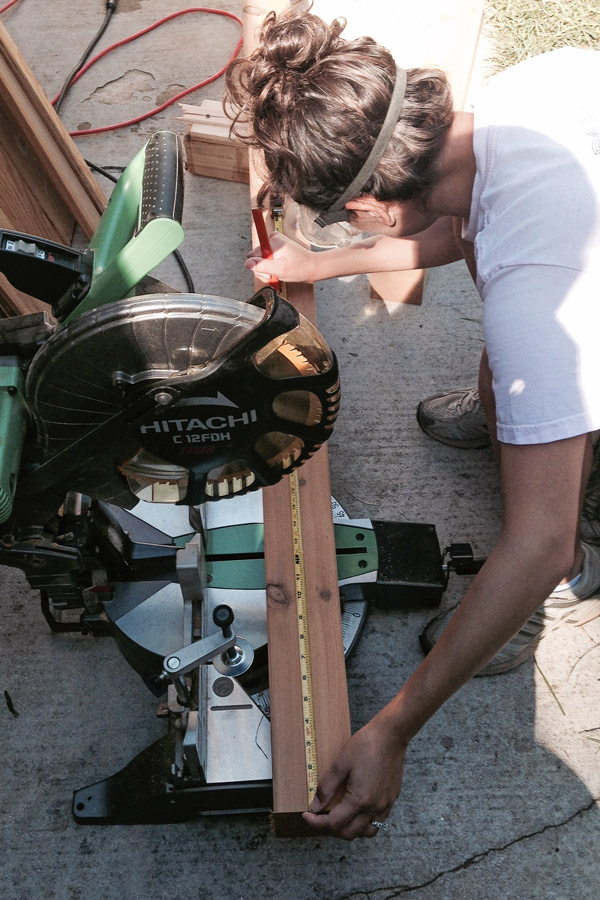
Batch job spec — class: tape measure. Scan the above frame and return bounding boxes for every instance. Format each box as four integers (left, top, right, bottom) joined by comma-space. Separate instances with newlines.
272, 203, 319, 803
289, 468, 319, 800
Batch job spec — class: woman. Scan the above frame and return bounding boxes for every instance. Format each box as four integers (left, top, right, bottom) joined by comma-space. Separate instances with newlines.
225, 8, 600, 841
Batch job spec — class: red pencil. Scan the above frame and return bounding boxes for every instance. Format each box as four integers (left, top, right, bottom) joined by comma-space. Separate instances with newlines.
251, 207, 280, 291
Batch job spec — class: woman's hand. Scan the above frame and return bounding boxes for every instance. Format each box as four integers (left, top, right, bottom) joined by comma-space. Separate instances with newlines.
302, 713, 407, 841
246, 232, 319, 283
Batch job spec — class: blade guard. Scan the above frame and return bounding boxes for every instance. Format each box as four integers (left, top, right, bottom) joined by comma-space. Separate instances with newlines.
21, 288, 340, 511
132, 288, 340, 503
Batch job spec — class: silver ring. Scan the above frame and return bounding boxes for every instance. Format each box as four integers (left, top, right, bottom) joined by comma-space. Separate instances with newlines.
370, 820, 389, 831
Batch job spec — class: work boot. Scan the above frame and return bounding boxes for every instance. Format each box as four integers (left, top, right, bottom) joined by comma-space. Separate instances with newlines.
416, 388, 491, 449
419, 542, 600, 676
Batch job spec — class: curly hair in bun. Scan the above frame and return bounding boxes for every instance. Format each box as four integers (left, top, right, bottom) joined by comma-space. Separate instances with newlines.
225, 7, 454, 210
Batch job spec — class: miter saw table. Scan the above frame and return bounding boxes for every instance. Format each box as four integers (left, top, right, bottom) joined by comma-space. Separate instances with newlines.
0, 131, 484, 824
61, 488, 451, 824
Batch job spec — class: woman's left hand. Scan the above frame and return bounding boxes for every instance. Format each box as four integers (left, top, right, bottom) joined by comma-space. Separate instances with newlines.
302, 714, 407, 841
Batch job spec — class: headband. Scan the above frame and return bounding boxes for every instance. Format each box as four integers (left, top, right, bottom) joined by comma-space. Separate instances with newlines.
315, 66, 407, 227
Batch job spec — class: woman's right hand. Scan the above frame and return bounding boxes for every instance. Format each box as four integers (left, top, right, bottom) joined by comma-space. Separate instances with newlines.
246, 232, 319, 284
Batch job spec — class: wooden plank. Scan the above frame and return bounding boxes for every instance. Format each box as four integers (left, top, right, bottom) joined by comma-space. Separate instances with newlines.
364, 0, 483, 304
0, 275, 50, 318
0, 106, 74, 244
313, 0, 484, 109
264, 448, 350, 833
369, 268, 427, 307
0, 24, 105, 238
242, 1, 350, 836
184, 131, 250, 183
260, 256, 351, 838
0, 23, 105, 316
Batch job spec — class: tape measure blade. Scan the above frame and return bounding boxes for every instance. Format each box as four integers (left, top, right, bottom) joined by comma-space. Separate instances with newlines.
289, 469, 318, 801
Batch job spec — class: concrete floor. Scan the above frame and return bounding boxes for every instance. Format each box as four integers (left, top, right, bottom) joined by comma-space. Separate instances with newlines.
1, 1, 599, 899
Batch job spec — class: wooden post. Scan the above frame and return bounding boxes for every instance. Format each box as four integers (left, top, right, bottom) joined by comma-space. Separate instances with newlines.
243, 2, 351, 836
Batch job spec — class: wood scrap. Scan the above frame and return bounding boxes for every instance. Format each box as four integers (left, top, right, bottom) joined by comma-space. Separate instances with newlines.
180, 100, 249, 183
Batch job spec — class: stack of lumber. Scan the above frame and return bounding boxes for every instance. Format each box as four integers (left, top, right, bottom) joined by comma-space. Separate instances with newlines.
0, 24, 105, 317
180, 100, 249, 183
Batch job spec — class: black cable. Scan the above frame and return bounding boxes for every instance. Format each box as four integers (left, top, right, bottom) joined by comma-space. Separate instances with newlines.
85, 159, 121, 183
54, 2, 118, 115
172, 249, 196, 293
85, 158, 196, 293
54, 1, 195, 293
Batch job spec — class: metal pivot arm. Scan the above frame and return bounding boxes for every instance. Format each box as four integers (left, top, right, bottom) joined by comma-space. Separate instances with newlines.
160, 604, 237, 679
162, 629, 236, 679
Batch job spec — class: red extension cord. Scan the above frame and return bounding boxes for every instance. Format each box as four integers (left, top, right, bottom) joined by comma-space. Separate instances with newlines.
0, 3, 243, 137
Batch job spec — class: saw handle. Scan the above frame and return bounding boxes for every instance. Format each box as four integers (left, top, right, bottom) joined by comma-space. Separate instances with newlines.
139, 131, 184, 229
63, 131, 185, 324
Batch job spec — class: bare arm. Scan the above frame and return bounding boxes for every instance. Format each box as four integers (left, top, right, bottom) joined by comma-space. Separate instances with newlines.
246, 216, 465, 283
304, 435, 588, 840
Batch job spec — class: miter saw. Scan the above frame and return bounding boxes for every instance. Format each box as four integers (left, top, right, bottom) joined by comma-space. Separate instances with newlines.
0, 131, 482, 824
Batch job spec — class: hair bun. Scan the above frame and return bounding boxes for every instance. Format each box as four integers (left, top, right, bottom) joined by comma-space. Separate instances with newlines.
256, 9, 346, 73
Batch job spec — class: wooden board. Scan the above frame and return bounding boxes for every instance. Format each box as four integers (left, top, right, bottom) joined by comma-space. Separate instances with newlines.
0, 23, 105, 316
369, 268, 427, 307
0, 275, 50, 317
312, 0, 484, 110
261, 280, 350, 836
243, 1, 351, 837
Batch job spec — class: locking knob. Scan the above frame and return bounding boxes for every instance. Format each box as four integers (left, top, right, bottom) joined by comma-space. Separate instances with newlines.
213, 604, 234, 638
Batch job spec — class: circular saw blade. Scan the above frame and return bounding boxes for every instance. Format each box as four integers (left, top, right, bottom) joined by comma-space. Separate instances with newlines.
25, 291, 340, 505
26, 293, 264, 456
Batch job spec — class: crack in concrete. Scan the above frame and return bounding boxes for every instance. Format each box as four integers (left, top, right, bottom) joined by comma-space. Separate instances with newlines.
334, 797, 600, 900
84, 70, 156, 105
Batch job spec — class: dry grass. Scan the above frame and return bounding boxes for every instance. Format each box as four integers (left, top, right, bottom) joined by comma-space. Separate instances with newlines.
484, 0, 600, 72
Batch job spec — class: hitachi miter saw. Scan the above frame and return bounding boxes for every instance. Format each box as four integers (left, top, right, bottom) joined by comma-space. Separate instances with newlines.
0, 132, 480, 824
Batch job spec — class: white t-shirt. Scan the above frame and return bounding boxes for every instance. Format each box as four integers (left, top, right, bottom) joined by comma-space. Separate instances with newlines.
463, 48, 600, 444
